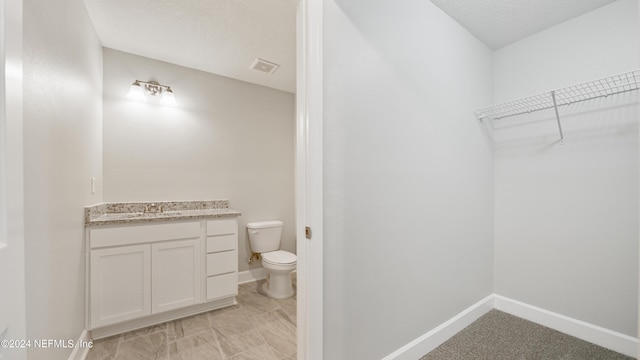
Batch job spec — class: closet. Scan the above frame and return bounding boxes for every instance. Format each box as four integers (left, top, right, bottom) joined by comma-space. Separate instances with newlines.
488, 19, 639, 340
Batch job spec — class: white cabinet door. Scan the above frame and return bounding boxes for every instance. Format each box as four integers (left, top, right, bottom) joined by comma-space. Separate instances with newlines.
90, 245, 151, 328
151, 239, 201, 313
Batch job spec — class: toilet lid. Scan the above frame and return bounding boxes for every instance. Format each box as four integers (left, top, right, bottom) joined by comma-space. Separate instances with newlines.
262, 250, 297, 265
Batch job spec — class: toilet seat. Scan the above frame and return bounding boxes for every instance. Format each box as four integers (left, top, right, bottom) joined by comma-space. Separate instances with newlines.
262, 250, 297, 265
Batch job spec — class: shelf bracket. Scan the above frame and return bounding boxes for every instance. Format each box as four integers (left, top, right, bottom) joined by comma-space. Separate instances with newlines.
550, 90, 564, 144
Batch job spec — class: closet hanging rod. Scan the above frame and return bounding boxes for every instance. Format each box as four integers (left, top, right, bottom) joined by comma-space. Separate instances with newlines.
474, 70, 639, 143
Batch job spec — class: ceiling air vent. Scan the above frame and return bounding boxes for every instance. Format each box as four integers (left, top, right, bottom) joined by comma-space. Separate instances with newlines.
251, 58, 280, 74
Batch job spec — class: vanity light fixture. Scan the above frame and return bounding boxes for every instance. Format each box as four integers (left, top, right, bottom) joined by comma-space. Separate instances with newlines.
126, 80, 146, 101
127, 80, 177, 106
160, 87, 177, 106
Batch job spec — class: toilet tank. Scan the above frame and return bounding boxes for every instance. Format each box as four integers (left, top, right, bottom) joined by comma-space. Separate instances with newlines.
247, 220, 283, 253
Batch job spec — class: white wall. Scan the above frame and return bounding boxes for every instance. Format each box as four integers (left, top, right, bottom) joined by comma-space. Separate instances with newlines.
493, 0, 639, 337
102, 49, 296, 272
493, 0, 639, 103
23, 0, 103, 358
322, 1, 494, 358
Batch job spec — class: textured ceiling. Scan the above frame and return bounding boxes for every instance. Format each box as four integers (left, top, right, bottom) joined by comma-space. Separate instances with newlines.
430, 0, 618, 49
83, 0, 619, 92
83, 0, 297, 93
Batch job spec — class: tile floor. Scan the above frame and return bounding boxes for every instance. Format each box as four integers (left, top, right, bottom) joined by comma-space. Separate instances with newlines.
87, 275, 296, 360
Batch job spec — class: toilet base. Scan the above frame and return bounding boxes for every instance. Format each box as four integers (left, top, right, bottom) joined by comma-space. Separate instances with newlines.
265, 270, 295, 300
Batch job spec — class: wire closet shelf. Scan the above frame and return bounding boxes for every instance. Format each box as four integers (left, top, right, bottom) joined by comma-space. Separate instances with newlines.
474, 70, 640, 142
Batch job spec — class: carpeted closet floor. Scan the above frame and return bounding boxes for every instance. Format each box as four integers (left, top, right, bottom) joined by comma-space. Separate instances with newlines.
420, 310, 634, 360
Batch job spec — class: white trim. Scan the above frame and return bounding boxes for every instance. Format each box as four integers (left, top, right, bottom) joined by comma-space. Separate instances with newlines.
637, 30, 640, 356
382, 295, 495, 360
296, 0, 323, 359
238, 268, 267, 284
0, 1, 27, 359
494, 295, 638, 358
295, 1, 307, 357
67, 329, 91, 360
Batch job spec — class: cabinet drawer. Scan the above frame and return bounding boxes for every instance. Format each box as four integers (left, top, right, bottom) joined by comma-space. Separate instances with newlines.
207, 219, 237, 236
207, 251, 237, 276
90, 222, 201, 248
206, 273, 237, 301
206, 234, 236, 253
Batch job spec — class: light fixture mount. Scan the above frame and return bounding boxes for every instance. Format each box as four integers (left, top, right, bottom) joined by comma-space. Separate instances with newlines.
143, 81, 163, 96
127, 79, 177, 106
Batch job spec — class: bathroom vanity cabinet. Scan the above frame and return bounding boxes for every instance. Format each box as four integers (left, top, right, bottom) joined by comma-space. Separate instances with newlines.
84, 201, 240, 339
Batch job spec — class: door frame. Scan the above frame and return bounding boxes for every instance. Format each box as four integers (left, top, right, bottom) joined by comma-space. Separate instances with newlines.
0, 0, 27, 359
296, 0, 323, 359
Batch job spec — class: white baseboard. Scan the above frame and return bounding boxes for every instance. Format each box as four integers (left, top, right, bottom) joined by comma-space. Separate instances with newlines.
67, 329, 91, 360
382, 295, 495, 360
494, 295, 638, 358
238, 268, 297, 285
385, 294, 638, 359
238, 268, 267, 284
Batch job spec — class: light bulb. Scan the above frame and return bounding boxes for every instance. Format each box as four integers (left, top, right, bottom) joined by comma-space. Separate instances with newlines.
127, 81, 146, 101
161, 88, 177, 106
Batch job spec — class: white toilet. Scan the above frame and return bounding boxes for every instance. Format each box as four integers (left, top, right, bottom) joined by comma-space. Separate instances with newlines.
247, 220, 297, 299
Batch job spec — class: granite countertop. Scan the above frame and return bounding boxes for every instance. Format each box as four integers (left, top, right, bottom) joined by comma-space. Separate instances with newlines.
85, 200, 241, 226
